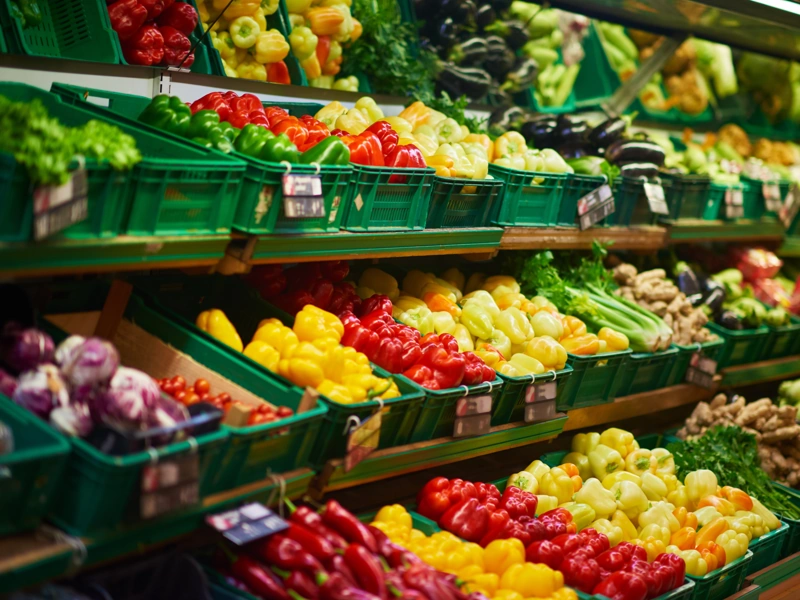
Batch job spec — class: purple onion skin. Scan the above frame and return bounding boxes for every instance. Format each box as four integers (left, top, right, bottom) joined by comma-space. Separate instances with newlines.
3, 327, 55, 374
12, 364, 69, 419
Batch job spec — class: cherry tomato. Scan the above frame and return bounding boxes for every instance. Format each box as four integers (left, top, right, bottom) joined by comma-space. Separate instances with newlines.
195, 379, 211, 395
162, 381, 176, 396
199, 392, 211, 402
172, 375, 186, 392
183, 393, 200, 406
217, 392, 231, 403
175, 390, 187, 402
185, 386, 195, 396
276, 406, 294, 417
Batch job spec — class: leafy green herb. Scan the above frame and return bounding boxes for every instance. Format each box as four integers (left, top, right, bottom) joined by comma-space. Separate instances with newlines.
344, 0, 436, 98
668, 426, 800, 519
419, 92, 487, 132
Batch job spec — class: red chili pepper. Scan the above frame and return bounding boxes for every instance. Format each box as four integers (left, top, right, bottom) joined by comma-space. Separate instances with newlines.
121, 24, 164, 66
654, 553, 685, 587
316, 35, 331, 67
401, 562, 457, 600
561, 554, 602, 593
190, 92, 231, 121
526, 539, 565, 570
139, 0, 172, 20
365, 121, 398, 157
284, 522, 336, 562
107, 0, 147, 41
160, 25, 194, 67
347, 131, 385, 166
385, 145, 426, 183
343, 544, 386, 599
324, 554, 358, 586
229, 555, 290, 600
271, 117, 309, 150
321, 500, 378, 553
592, 570, 648, 600
272, 568, 319, 600
156, 1, 197, 36
318, 572, 382, 600
500, 486, 538, 519
267, 61, 292, 85
300, 116, 332, 152
255, 534, 323, 575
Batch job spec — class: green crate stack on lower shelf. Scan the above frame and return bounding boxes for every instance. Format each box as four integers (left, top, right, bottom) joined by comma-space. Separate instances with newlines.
747, 522, 790, 575
705, 323, 770, 369
740, 177, 767, 221
489, 165, 567, 227
615, 347, 679, 396
661, 173, 712, 221
667, 338, 725, 386
558, 350, 630, 411
0, 396, 70, 535
707, 183, 738, 220
559, 174, 608, 227
605, 177, 663, 227
762, 313, 800, 361
426, 176, 504, 228
491, 366, 573, 427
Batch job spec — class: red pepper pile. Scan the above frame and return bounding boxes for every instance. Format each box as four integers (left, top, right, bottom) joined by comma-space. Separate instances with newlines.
332, 121, 426, 174
190, 93, 332, 152
108, 0, 198, 67
417, 477, 579, 546
220, 499, 480, 600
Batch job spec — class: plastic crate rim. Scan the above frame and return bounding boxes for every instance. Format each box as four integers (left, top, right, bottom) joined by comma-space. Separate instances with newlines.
686, 550, 753, 581
495, 364, 574, 385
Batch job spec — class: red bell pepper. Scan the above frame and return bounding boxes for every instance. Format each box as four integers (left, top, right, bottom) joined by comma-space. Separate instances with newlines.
372, 336, 404, 373
419, 343, 465, 389
343, 543, 386, 599
309, 279, 334, 308
399, 339, 422, 371
654, 553, 685, 587
439, 497, 491, 543
592, 570, 648, 600
476, 481, 501, 503
229, 555, 290, 600
526, 539, 565, 570
579, 528, 610, 555
347, 131, 385, 166
541, 518, 569, 539
284, 263, 321, 292
300, 115, 332, 152
265, 106, 290, 126
156, 1, 197, 36
615, 542, 648, 565
274, 290, 314, 315
561, 554, 602, 593
540, 507, 575, 525
462, 351, 486, 385
366, 121, 398, 157
230, 93, 264, 115
484, 517, 531, 547
597, 547, 631, 573
255, 534, 323, 575
320, 500, 378, 553
626, 560, 664, 600
416, 477, 452, 520
500, 486, 538, 519
121, 24, 164, 66
403, 364, 438, 390
551, 533, 586, 557
248, 264, 287, 299
160, 25, 194, 67
107, 0, 147, 41
316, 35, 331, 67
360, 309, 394, 331
479, 508, 511, 546
271, 117, 309, 150
329, 283, 360, 315
139, 0, 172, 20
268, 61, 291, 85
284, 522, 336, 563
318, 259, 349, 282
190, 92, 231, 121
357, 294, 392, 317
386, 144, 426, 183
341, 320, 380, 360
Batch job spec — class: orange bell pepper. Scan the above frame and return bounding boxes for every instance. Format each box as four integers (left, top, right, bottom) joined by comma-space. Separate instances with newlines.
423, 292, 461, 317
558, 463, 583, 492
721, 486, 754, 511
695, 518, 729, 549
561, 334, 600, 355
700, 550, 719, 572
697, 496, 736, 516
698, 541, 726, 569
561, 315, 587, 339
398, 101, 431, 129
670, 527, 696, 550
674, 507, 698, 530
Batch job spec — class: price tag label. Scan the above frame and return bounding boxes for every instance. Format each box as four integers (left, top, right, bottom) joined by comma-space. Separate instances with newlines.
525, 380, 557, 404
282, 174, 325, 218
206, 502, 289, 545
644, 182, 669, 215
140, 453, 199, 519
524, 400, 557, 424
685, 351, 718, 389
32, 169, 88, 240
453, 394, 492, 438
577, 184, 614, 230
344, 411, 381, 473
763, 182, 783, 212
781, 184, 800, 229
724, 187, 744, 219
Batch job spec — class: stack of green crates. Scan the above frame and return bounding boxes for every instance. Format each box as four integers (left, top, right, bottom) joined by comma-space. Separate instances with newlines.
491, 366, 573, 426
667, 338, 725, 386
661, 172, 712, 221
489, 164, 567, 226
426, 176, 504, 228
706, 323, 770, 368
559, 174, 608, 227
615, 347, 679, 396
558, 350, 630, 410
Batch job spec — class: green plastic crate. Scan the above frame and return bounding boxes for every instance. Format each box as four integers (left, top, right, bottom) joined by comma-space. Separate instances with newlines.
489, 164, 567, 226
408, 377, 504, 442
748, 522, 789, 575
0, 396, 70, 535
0, 0, 120, 63
741, 177, 766, 221
772, 482, 800, 557
705, 323, 770, 369
615, 347, 679, 396
559, 350, 630, 411
762, 313, 800, 361
11, 82, 247, 236
661, 173, 712, 221
491, 366, 573, 426
341, 164, 434, 231
426, 176, 503, 228
605, 177, 658, 227
573, 22, 618, 110
687, 550, 752, 600
705, 184, 735, 220
667, 338, 725, 387
559, 174, 608, 227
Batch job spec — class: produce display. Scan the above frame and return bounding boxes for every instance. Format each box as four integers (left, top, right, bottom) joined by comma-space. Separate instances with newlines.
108, 0, 200, 67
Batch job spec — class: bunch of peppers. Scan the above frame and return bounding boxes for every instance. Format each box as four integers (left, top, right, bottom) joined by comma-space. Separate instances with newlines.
107, 0, 198, 67
198, 0, 292, 83
220, 498, 487, 600
333, 121, 426, 173
372, 505, 577, 600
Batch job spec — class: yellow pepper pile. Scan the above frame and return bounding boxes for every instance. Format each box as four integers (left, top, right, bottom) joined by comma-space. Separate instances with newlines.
286, 0, 361, 90
199, 0, 290, 81
352, 266, 628, 378
507, 427, 783, 577
492, 132, 573, 175
371, 505, 577, 600
196, 306, 399, 404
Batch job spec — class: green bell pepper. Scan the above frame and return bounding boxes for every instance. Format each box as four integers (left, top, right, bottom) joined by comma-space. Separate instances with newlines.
186, 110, 233, 153
259, 133, 300, 163
233, 123, 274, 158
218, 121, 240, 144
9, 0, 42, 28
139, 95, 192, 137
299, 136, 350, 165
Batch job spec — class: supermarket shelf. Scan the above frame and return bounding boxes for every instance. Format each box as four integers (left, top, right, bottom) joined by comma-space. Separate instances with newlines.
247, 228, 505, 263
720, 355, 800, 388
0, 469, 313, 593
500, 226, 667, 251
668, 219, 787, 244
778, 237, 800, 257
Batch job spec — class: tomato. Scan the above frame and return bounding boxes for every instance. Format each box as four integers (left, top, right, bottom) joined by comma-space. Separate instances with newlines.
199, 392, 211, 402
276, 406, 294, 417
248, 412, 278, 425
183, 393, 200, 405
195, 379, 210, 395
217, 392, 231, 404
172, 375, 186, 392
175, 390, 187, 402
185, 386, 195, 396
162, 381, 176, 396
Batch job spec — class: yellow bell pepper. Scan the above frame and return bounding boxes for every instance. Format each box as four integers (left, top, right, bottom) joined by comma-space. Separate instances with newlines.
572, 432, 600, 456
574, 478, 617, 519
294, 304, 343, 344
508, 353, 544, 376
599, 428, 636, 458
229, 15, 261, 48
477, 330, 512, 360
236, 57, 267, 80
500, 563, 564, 598
524, 337, 566, 370
668, 485, 693, 510
592, 519, 624, 547
672, 549, 708, 577
398, 101, 431, 128
460, 300, 496, 340
279, 357, 325, 388
463, 133, 494, 162
424, 154, 456, 177
603, 471, 641, 489
535, 495, 559, 515
359, 268, 399, 300
611, 510, 638, 542
396, 306, 435, 336
495, 307, 533, 344
494, 132, 527, 158
305, 6, 345, 36
641, 472, 669, 502
639, 523, 671, 546
611, 481, 649, 520
214, 0, 260, 18
475, 345, 505, 368
685, 470, 718, 504
561, 502, 596, 531
560, 452, 591, 481
412, 131, 439, 158
716, 530, 749, 564
243, 341, 280, 372
354, 97, 384, 123
374, 504, 412, 529
384, 116, 413, 135
588, 444, 623, 480
393, 295, 426, 312
463, 573, 499, 597
289, 25, 318, 60
484, 538, 525, 576
651, 448, 675, 475
212, 31, 237, 61
252, 29, 291, 63
633, 537, 667, 562
539, 467, 573, 505
431, 311, 457, 335
335, 107, 370, 134
639, 501, 681, 533
598, 327, 629, 351
452, 324, 474, 352
750, 498, 782, 530
493, 155, 526, 170
624, 448, 653, 477
482, 275, 519, 294
196, 309, 243, 351
491, 286, 525, 310
507, 471, 539, 494
315, 101, 348, 129
657, 473, 679, 495
420, 280, 458, 303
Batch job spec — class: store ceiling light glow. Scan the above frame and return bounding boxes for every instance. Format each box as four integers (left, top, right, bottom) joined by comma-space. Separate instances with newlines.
749, 0, 800, 16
